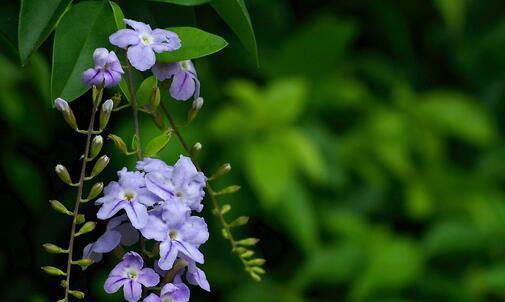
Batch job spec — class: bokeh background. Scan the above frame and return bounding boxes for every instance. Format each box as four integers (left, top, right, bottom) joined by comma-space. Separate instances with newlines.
2, 0, 505, 301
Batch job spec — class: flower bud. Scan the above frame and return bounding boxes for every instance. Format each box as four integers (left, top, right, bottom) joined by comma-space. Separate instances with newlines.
42, 243, 68, 254
69, 290, 85, 299
229, 216, 249, 227
108, 134, 128, 154
91, 155, 109, 177
250, 272, 261, 282
89, 135, 103, 159
211, 163, 231, 180
54, 98, 78, 130
60, 280, 68, 288
49, 200, 72, 216
75, 221, 96, 236
72, 258, 93, 266
187, 97, 204, 124
247, 258, 266, 266
55, 164, 73, 185
237, 238, 260, 246
251, 266, 265, 274
75, 214, 85, 224
220, 204, 231, 215
216, 185, 241, 195
85, 182, 103, 201
100, 99, 113, 129
191, 142, 202, 154
41, 266, 66, 276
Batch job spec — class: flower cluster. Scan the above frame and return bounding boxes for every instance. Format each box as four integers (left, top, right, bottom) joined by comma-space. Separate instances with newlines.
84, 18, 200, 101
85, 156, 209, 302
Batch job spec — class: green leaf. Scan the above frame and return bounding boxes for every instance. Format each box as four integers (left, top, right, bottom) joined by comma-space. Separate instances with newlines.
210, 0, 258, 64
51, 0, 116, 101
145, 131, 172, 157
18, 0, 72, 64
434, 0, 466, 33
150, 0, 209, 5
109, 1, 125, 29
136, 76, 157, 106
156, 27, 227, 63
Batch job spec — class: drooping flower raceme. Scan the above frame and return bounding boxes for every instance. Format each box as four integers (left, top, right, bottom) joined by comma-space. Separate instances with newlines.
82, 48, 123, 87
109, 19, 181, 71
96, 168, 159, 229
104, 251, 160, 302
144, 277, 190, 302
152, 60, 200, 101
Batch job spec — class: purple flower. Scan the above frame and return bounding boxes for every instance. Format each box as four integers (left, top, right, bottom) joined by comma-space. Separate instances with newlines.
104, 251, 160, 302
139, 156, 206, 212
96, 168, 159, 229
140, 201, 208, 270
152, 60, 200, 101
83, 215, 139, 265
109, 19, 181, 71
154, 258, 210, 292
82, 48, 123, 88
144, 278, 190, 302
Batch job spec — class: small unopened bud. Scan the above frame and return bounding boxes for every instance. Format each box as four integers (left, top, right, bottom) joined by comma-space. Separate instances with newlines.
193, 97, 204, 110
91, 155, 109, 177
42, 243, 68, 254
221, 228, 230, 239
229, 216, 249, 227
187, 97, 204, 123
41, 266, 66, 276
89, 135, 103, 159
72, 258, 93, 266
211, 163, 231, 180
75, 221, 96, 236
60, 280, 68, 288
251, 266, 265, 274
241, 250, 254, 258
85, 182, 103, 201
49, 200, 72, 216
250, 271, 261, 281
55, 98, 78, 130
220, 204, 231, 215
191, 142, 202, 155
75, 214, 85, 224
100, 99, 113, 129
55, 164, 73, 185
68, 290, 85, 299
247, 258, 266, 266
216, 185, 241, 195
237, 238, 260, 246
108, 134, 128, 154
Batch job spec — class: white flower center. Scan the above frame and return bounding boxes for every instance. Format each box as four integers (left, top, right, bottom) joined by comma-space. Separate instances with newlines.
162, 297, 174, 302
180, 60, 191, 71
121, 190, 137, 202
126, 269, 138, 280
140, 33, 153, 45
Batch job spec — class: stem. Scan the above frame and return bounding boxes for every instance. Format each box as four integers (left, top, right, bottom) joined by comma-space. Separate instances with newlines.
125, 59, 142, 160
159, 103, 243, 255
64, 92, 102, 301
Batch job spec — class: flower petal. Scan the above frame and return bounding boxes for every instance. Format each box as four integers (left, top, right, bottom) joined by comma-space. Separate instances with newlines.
97, 200, 126, 220
158, 241, 178, 270
173, 240, 204, 264
127, 44, 156, 71
104, 275, 128, 294
123, 280, 142, 302
144, 293, 162, 302
93, 48, 109, 67
109, 29, 140, 48
140, 214, 166, 241
169, 71, 196, 101
138, 268, 160, 287
124, 18, 152, 33
116, 222, 140, 246
92, 229, 121, 253
187, 262, 210, 292
151, 62, 180, 81
123, 201, 149, 229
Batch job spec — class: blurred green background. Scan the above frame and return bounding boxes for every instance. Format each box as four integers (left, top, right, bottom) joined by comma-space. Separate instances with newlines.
3, 0, 505, 301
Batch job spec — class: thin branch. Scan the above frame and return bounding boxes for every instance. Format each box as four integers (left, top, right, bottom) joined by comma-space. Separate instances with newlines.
63, 91, 101, 301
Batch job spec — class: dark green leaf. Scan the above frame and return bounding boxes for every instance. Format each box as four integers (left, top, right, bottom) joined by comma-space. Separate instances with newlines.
150, 0, 209, 5
145, 131, 172, 157
211, 0, 258, 64
136, 76, 157, 106
109, 1, 125, 29
156, 27, 227, 63
51, 0, 116, 101
18, 0, 72, 64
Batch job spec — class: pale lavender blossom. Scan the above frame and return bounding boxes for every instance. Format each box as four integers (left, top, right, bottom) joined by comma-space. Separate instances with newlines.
138, 156, 206, 212
109, 19, 181, 71
140, 201, 208, 270
96, 168, 159, 229
152, 60, 200, 101
104, 251, 159, 302
83, 215, 138, 265
154, 257, 210, 292
143, 277, 190, 302
82, 48, 123, 87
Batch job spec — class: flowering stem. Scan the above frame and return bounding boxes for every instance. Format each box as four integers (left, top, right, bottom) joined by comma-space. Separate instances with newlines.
159, 102, 246, 263
63, 91, 102, 301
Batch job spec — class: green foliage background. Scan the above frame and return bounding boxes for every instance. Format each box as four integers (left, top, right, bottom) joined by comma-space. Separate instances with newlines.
2, 0, 505, 301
